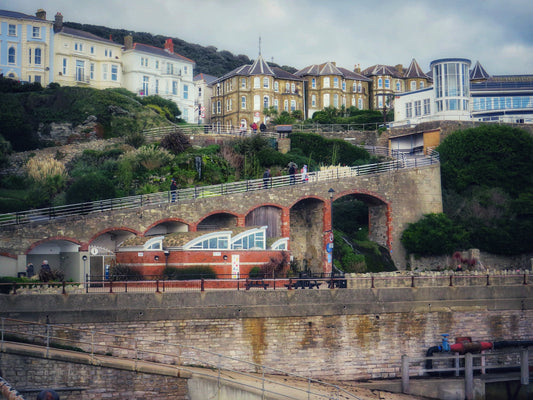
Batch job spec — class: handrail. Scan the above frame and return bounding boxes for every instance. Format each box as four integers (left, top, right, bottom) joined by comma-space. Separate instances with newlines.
0, 317, 361, 400
0, 152, 439, 228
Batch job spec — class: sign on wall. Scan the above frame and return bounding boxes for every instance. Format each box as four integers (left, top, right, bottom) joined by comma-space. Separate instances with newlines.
232, 254, 240, 279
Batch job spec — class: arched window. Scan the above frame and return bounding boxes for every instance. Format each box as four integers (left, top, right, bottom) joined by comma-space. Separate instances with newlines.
144, 236, 163, 250
254, 95, 260, 110
323, 93, 330, 107
284, 100, 289, 111
410, 81, 416, 91
419, 81, 425, 89
353, 82, 357, 92
186, 232, 231, 250
263, 77, 269, 88
271, 238, 289, 250
333, 77, 339, 88
274, 99, 279, 110
333, 94, 339, 108
290, 100, 296, 111
378, 78, 383, 88
396, 81, 401, 91
311, 78, 316, 89
274, 81, 279, 92
8, 47, 16, 64
358, 82, 362, 93
311, 95, 316, 107
231, 227, 266, 250
358, 98, 363, 109
323, 77, 330, 88
241, 96, 246, 109
263, 96, 269, 109
254, 77, 260, 88
291, 83, 295, 93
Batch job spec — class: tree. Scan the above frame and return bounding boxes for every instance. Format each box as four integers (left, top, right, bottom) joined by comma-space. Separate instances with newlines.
401, 213, 469, 256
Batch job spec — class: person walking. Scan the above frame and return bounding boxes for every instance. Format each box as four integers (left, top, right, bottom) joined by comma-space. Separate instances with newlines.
26, 262, 35, 278
301, 165, 308, 183
170, 178, 177, 202
288, 162, 296, 185
263, 168, 271, 189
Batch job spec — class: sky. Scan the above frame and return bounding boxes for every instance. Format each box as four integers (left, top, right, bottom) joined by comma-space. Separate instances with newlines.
5, 0, 533, 75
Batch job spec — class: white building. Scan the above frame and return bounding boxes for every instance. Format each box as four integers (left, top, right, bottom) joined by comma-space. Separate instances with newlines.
394, 58, 533, 127
122, 36, 196, 122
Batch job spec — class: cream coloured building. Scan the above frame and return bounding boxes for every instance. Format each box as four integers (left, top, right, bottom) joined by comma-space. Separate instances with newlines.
52, 12, 122, 89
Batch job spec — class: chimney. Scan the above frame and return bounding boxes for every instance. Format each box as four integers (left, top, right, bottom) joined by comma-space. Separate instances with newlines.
54, 12, 63, 33
354, 64, 361, 73
164, 38, 174, 54
36, 9, 46, 20
124, 35, 133, 50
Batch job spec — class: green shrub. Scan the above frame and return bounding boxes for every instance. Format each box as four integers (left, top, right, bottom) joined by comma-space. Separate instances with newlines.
162, 266, 216, 280
248, 266, 262, 278
108, 264, 143, 281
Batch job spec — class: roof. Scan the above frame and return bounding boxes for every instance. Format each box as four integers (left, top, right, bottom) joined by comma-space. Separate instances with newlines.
212, 55, 302, 84
470, 61, 491, 80
130, 42, 196, 65
361, 64, 403, 78
194, 73, 218, 84
0, 9, 50, 23
295, 63, 371, 81
56, 26, 121, 46
403, 59, 430, 80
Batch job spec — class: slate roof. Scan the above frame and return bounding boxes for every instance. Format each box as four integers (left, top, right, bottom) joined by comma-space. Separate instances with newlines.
0, 9, 49, 22
337, 67, 372, 82
470, 61, 491, 80
295, 63, 371, 81
212, 55, 302, 84
403, 59, 430, 80
131, 43, 195, 65
56, 26, 120, 46
194, 73, 218, 84
361, 64, 403, 78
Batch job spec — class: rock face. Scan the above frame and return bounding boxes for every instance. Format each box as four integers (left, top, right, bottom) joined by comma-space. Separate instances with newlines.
38, 115, 100, 146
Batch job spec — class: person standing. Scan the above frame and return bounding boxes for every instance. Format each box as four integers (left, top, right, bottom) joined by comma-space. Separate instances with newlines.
260, 122, 267, 133
26, 262, 35, 278
288, 162, 296, 185
301, 165, 308, 183
170, 178, 177, 202
251, 122, 258, 134
263, 168, 271, 189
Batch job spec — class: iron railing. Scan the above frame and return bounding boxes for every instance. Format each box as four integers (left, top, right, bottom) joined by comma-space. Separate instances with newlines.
0, 151, 439, 228
0, 317, 361, 400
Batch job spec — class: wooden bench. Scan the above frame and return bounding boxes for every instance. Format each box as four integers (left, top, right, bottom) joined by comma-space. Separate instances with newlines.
285, 279, 322, 289
245, 279, 269, 290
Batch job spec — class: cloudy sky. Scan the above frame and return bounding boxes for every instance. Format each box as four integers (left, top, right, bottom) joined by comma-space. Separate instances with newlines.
6, 0, 533, 75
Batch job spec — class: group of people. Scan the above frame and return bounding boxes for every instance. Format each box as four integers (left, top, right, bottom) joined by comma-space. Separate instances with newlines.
239, 122, 267, 136
288, 162, 308, 185
25, 260, 51, 278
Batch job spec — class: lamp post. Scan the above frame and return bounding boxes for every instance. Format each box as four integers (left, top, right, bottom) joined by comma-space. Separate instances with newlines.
328, 188, 335, 274
82, 255, 87, 287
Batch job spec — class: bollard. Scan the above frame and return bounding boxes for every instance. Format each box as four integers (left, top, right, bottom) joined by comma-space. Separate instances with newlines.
465, 353, 474, 400
401, 355, 410, 394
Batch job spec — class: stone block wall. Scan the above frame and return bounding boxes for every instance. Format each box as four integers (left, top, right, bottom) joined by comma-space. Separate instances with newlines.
0, 353, 188, 400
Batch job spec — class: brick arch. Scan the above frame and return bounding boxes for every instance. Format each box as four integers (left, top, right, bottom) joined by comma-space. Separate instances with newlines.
196, 210, 242, 230
332, 188, 389, 205
25, 236, 83, 254
143, 218, 191, 236
288, 195, 327, 209
88, 227, 142, 244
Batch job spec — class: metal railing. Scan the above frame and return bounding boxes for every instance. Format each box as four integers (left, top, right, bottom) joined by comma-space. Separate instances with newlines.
0, 152, 439, 228
1, 270, 527, 295
0, 318, 361, 400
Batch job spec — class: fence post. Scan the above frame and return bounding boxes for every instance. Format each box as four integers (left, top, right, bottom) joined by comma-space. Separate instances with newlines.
401, 355, 410, 394
156, 280, 160, 293
109, 280, 113, 294
465, 353, 474, 400
12, 282, 17, 295
486, 274, 490, 286
62, 281, 66, 295
523, 273, 528, 285
411, 275, 415, 288
521, 348, 530, 385
201, 278, 204, 292
449, 275, 454, 287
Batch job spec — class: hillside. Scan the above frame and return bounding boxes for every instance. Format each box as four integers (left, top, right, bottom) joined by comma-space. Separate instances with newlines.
63, 22, 298, 77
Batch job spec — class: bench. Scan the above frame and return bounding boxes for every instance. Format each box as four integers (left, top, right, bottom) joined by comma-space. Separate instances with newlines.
285, 279, 322, 289
245, 279, 269, 290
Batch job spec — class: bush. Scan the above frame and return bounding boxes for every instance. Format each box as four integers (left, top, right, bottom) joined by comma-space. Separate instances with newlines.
248, 266, 262, 278
162, 266, 216, 280
108, 264, 143, 281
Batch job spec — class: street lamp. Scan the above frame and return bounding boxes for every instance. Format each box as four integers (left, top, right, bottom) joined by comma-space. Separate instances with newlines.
328, 188, 335, 275
82, 255, 88, 286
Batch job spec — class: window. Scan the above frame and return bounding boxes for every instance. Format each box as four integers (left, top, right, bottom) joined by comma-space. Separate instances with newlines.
419, 81, 424, 89
284, 100, 289, 111
8, 24, 16, 36
311, 95, 316, 107
358, 98, 363, 109
271, 238, 288, 250
155, 79, 159, 94
385, 79, 390, 89
423, 99, 430, 115
323, 93, 330, 107
358, 83, 362, 93
142, 76, 149, 96
263, 96, 269, 109
144, 237, 163, 250
76, 60, 85, 82
396, 81, 401, 91
254, 77, 260, 88
166, 62, 172, 74
410, 81, 416, 91
184, 66, 188, 74
285, 82, 290, 92
28, 48, 31, 64
273, 99, 279, 110
290, 100, 296, 111
333, 94, 339, 108
155, 60, 159, 69
226, 99, 231, 111
333, 77, 339, 88
183, 84, 189, 99
32, 26, 40, 38
90, 46, 95, 54
90, 63, 94, 80
8, 47, 15, 64
323, 77, 330, 88
111, 65, 118, 81
172, 81, 178, 95
406, 102, 412, 118
378, 78, 383, 88
34, 76, 41, 83
378, 96, 384, 108
74, 43, 83, 52
102, 64, 108, 80
263, 77, 269, 88
311, 78, 316, 89
353, 82, 357, 92
231, 229, 265, 250
291, 83, 295, 93
216, 101, 221, 113
342, 80, 346, 91
187, 232, 230, 250
241, 96, 246, 109
414, 100, 421, 116
274, 81, 279, 92
241, 78, 246, 88
254, 95, 260, 110
62, 58, 67, 75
